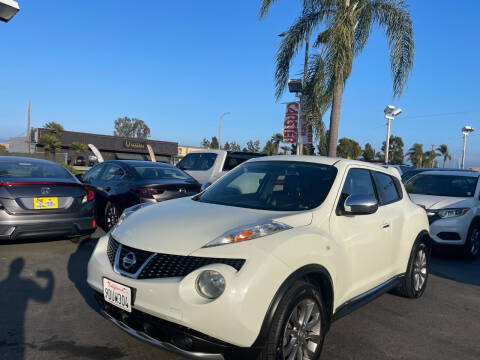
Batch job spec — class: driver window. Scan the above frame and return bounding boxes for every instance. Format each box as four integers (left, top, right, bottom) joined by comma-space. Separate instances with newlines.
101, 165, 124, 181
339, 169, 376, 212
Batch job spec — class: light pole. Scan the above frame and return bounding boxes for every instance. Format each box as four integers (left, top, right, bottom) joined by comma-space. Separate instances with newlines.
0, 0, 19, 22
288, 79, 304, 155
461, 126, 474, 169
384, 105, 402, 164
218, 112, 230, 150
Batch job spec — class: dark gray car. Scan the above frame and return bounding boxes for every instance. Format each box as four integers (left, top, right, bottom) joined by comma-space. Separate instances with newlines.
0, 156, 96, 241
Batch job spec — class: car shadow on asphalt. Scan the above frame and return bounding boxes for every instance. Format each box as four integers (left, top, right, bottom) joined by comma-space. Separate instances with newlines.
0, 258, 54, 360
67, 236, 101, 314
430, 247, 480, 287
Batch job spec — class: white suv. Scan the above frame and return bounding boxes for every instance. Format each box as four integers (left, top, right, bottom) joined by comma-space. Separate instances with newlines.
87, 156, 430, 360
405, 170, 480, 258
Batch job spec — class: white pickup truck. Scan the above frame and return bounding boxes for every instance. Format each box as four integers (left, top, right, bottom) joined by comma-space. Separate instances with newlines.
177, 150, 265, 185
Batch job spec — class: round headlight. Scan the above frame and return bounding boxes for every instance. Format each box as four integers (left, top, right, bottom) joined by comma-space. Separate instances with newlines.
196, 270, 226, 299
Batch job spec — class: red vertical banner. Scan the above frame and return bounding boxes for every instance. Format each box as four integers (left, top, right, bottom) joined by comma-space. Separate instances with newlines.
283, 102, 299, 144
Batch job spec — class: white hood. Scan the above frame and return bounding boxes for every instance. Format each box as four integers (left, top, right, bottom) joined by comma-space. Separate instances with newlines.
111, 197, 312, 255
409, 194, 473, 210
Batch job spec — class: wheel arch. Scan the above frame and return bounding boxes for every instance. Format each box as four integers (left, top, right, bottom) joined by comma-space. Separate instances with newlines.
251, 264, 334, 348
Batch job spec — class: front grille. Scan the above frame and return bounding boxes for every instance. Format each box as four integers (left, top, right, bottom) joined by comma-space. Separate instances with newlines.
138, 253, 245, 280
107, 236, 245, 279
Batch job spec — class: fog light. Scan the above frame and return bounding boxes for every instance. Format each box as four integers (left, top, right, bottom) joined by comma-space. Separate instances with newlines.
196, 270, 225, 299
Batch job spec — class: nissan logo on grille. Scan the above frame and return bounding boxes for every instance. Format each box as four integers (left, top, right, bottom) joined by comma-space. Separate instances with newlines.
122, 252, 137, 270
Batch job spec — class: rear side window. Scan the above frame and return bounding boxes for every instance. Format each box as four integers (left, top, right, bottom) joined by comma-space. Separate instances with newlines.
177, 153, 217, 171
223, 155, 248, 171
373, 171, 401, 205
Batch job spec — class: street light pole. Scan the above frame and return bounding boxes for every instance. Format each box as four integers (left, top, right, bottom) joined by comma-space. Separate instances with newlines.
383, 106, 402, 164
218, 112, 230, 150
461, 126, 474, 169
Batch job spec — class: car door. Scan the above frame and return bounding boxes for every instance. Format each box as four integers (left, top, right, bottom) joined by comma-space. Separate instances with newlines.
371, 171, 404, 277
330, 167, 392, 303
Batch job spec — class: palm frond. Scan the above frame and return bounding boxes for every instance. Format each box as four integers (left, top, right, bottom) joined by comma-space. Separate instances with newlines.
371, 0, 415, 97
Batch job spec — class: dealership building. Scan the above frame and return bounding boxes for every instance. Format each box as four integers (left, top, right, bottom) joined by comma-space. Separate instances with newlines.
16, 129, 179, 163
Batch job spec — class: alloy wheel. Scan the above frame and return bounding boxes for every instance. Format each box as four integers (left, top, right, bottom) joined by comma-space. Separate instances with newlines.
282, 299, 321, 360
470, 227, 480, 257
106, 204, 119, 230
413, 248, 428, 292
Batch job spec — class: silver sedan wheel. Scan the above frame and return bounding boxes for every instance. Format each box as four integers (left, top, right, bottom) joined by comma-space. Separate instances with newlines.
282, 299, 321, 360
470, 228, 480, 257
106, 204, 119, 230
413, 248, 428, 292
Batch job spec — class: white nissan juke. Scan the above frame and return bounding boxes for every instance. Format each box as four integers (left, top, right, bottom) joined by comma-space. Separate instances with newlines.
87, 156, 430, 360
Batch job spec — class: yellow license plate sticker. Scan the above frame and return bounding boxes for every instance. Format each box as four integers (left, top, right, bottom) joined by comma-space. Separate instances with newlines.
34, 197, 58, 209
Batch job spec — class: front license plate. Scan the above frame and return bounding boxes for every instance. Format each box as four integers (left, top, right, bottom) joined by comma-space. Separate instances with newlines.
103, 278, 132, 313
34, 197, 58, 209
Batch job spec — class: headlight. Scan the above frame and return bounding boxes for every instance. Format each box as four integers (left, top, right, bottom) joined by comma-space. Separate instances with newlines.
196, 270, 226, 299
437, 208, 470, 219
203, 221, 292, 248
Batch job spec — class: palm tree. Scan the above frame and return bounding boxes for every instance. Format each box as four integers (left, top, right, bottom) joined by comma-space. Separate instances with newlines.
406, 143, 424, 168
271, 133, 284, 154
436, 144, 452, 168
71, 141, 88, 155
45, 122, 64, 135
269, 0, 414, 157
39, 134, 61, 159
280, 145, 291, 154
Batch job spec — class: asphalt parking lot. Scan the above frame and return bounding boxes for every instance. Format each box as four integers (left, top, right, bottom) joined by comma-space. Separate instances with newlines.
1, 229, 479, 360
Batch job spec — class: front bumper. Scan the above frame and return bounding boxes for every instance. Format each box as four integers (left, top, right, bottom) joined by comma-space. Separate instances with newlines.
87, 235, 293, 350
0, 216, 96, 240
94, 292, 256, 360
428, 213, 471, 245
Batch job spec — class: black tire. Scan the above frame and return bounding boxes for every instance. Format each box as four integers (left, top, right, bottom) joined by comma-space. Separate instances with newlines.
104, 201, 120, 231
395, 239, 430, 298
257, 281, 328, 360
463, 221, 480, 259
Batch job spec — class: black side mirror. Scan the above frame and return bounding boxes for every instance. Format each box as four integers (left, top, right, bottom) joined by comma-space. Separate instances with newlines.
343, 194, 378, 215
201, 182, 212, 191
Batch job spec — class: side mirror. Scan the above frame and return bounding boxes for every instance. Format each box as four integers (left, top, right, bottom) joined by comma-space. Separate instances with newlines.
343, 194, 378, 215
201, 182, 212, 191
75, 173, 84, 183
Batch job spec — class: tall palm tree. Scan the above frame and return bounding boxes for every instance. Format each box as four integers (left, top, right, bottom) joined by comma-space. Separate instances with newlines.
270, 0, 414, 157
406, 143, 424, 168
45, 122, 64, 135
280, 145, 291, 154
271, 133, 284, 154
436, 144, 452, 168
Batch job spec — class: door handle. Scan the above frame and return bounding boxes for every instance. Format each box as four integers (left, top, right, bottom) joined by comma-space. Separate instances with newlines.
382, 223, 390, 229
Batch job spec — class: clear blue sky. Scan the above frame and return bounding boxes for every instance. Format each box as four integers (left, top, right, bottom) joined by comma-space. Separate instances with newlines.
1, 0, 479, 166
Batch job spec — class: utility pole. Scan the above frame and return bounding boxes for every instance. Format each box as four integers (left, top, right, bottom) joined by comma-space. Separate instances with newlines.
461, 126, 474, 169
218, 112, 230, 150
27, 100, 31, 154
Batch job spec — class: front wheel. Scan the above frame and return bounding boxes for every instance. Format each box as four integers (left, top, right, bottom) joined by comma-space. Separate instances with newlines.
464, 222, 480, 259
395, 240, 429, 298
257, 282, 327, 360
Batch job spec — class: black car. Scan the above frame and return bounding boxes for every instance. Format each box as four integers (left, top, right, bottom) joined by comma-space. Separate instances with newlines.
0, 156, 96, 241
82, 160, 201, 230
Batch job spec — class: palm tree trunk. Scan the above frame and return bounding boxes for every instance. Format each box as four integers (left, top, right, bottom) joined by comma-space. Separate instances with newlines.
328, 78, 344, 158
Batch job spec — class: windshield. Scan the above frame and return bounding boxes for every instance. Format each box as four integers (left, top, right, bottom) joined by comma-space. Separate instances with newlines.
196, 161, 337, 211
177, 153, 217, 171
0, 160, 74, 179
405, 174, 478, 197
131, 164, 194, 180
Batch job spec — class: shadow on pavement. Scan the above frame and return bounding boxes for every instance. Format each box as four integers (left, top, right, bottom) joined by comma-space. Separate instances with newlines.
430, 247, 480, 286
0, 258, 54, 360
67, 236, 101, 314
